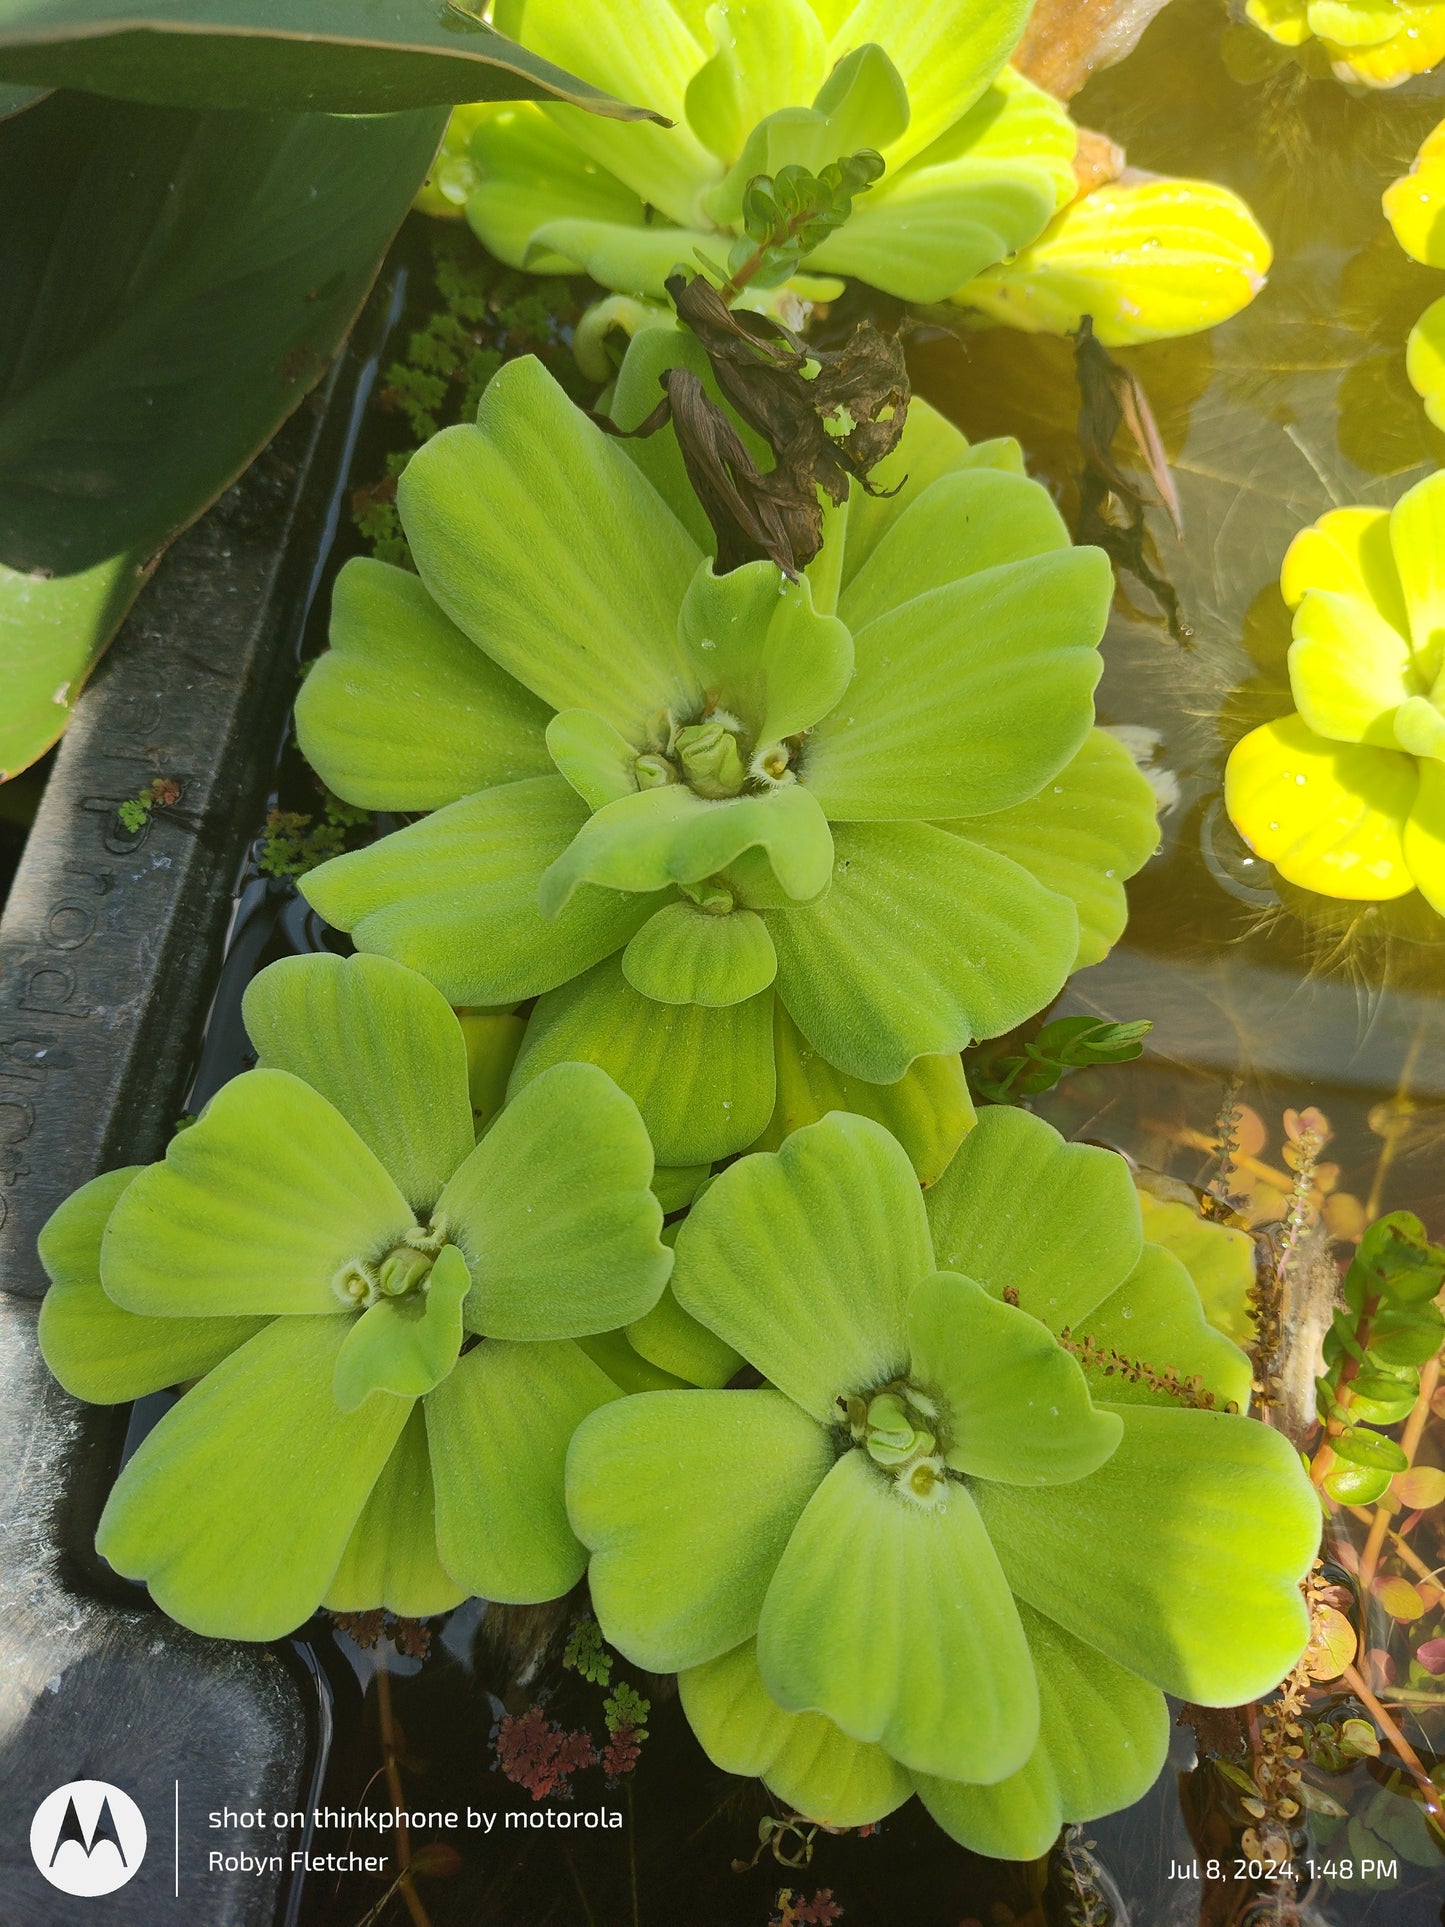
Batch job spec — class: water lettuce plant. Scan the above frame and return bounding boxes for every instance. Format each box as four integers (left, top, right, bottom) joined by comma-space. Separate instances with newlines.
566, 1106, 1320, 1858
454, 0, 1269, 343
38, 952, 671, 1640
1384, 121, 1445, 431
1225, 472, 1445, 916
1245, 0, 1445, 86
296, 350, 1158, 1169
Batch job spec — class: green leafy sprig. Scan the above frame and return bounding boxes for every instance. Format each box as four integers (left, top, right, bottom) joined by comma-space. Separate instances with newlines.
971, 1015, 1152, 1104
716, 150, 885, 300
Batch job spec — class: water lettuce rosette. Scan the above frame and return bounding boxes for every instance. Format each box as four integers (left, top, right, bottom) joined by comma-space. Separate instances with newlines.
1246, 0, 1445, 87
565, 1106, 1320, 1858
38, 953, 671, 1639
296, 351, 1158, 1169
449, 0, 1268, 345
1384, 120, 1445, 430
1225, 473, 1445, 916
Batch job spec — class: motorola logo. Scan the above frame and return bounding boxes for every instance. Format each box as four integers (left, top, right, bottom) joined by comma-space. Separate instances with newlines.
30, 1780, 147, 1897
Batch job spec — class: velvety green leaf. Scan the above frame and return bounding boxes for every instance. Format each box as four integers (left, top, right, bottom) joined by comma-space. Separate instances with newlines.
439, 1061, 669, 1341
947, 729, 1158, 970
539, 782, 834, 916
465, 99, 649, 272
511, 956, 776, 1165
679, 1639, 913, 1828
566, 1388, 834, 1670
101, 1068, 414, 1318
1078, 1243, 1254, 1413
576, 1328, 691, 1393
925, 1105, 1143, 1335
975, 1404, 1319, 1704
97, 1316, 410, 1639
38, 1165, 266, 1402
751, 1000, 974, 1188
1288, 588, 1415, 748
0, 0, 652, 114
916, 1600, 1169, 1860
332, 1243, 469, 1414
650, 1163, 711, 1214
323, 1403, 465, 1619
398, 356, 703, 733
241, 952, 474, 1215
770, 820, 1080, 1083
909, 1271, 1121, 1486
672, 1112, 928, 1423
459, 1012, 526, 1131
757, 1451, 1037, 1782
837, 468, 1071, 634
805, 549, 1109, 822
1137, 1193, 1256, 1347
625, 1284, 742, 1389
0, 94, 446, 778
684, 0, 825, 164
622, 901, 777, 1007
295, 559, 554, 812
427, 1336, 619, 1604
676, 560, 854, 747
810, 158, 1055, 305
301, 776, 660, 1007
546, 707, 641, 810
528, 215, 719, 300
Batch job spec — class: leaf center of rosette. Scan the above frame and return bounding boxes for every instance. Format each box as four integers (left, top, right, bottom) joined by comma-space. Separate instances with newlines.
634, 701, 799, 801
332, 1216, 451, 1311
838, 1381, 950, 1511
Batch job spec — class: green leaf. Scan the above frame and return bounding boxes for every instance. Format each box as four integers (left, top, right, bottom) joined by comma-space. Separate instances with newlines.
925, 1105, 1143, 1336
324, 1403, 465, 1619
464, 99, 649, 273
756, 1450, 1037, 1783
805, 550, 1109, 822
566, 1388, 834, 1671
301, 775, 660, 1007
625, 1284, 742, 1390
1330, 1425, 1410, 1472
948, 729, 1159, 970
426, 1337, 619, 1604
101, 1068, 414, 1318
837, 467, 1070, 634
1078, 1243, 1254, 1413
38, 1166, 266, 1402
1368, 1301, 1445, 1367
546, 707, 643, 811
683, 0, 826, 164
752, 1000, 974, 1189
908, 1271, 1122, 1486
510, 955, 776, 1165
295, 559, 554, 813
676, 559, 854, 748
241, 952, 475, 1216
769, 820, 1080, 1083
678, 1639, 912, 1829
0, 93, 443, 778
439, 1061, 669, 1341
1288, 588, 1416, 748
838, 396, 1013, 591
673, 1112, 927, 1422
976, 1404, 1319, 1704
332, 1243, 470, 1413
539, 783, 835, 917
916, 1600, 1169, 1861
622, 901, 777, 1007
97, 1316, 410, 1638
398, 355, 704, 734
0, 0, 655, 114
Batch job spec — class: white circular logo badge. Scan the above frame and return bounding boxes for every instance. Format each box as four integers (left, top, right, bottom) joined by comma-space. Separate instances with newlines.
30, 1780, 147, 1897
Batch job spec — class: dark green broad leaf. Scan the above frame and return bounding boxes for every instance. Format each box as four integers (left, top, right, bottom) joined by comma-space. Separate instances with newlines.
0, 1, 656, 116
0, 91, 443, 778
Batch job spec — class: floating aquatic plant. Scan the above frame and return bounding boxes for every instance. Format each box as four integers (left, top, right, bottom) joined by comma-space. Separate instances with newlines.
1245, 0, 1445, 87
1224, 472, 1445, 916
1384, 121, 1445, 430
296, 352, 1158, 1169
38, 953, 671, 1639
566, 1106, 1320, 1858
446, 0, 1268, 344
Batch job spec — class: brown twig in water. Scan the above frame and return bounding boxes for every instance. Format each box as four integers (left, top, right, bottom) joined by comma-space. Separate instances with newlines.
1340, 1659, 1445, 1828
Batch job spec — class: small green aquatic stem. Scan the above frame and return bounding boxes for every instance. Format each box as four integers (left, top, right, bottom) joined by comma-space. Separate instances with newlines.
1357, 1349, 1443, 1593
1308, 1290, 1383, 1490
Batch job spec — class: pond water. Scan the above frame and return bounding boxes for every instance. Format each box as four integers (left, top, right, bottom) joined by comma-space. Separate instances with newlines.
130, 2, 1445, 1920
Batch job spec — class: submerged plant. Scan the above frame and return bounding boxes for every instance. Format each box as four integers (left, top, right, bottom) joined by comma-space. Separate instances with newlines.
295, 351, 1158, 1169
565, 1106, 1320, 1859
450, 0, 1268, 344
1245, 0, 1445, 87
37, 953, 671, 1639
1224, 472, 1445, 916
